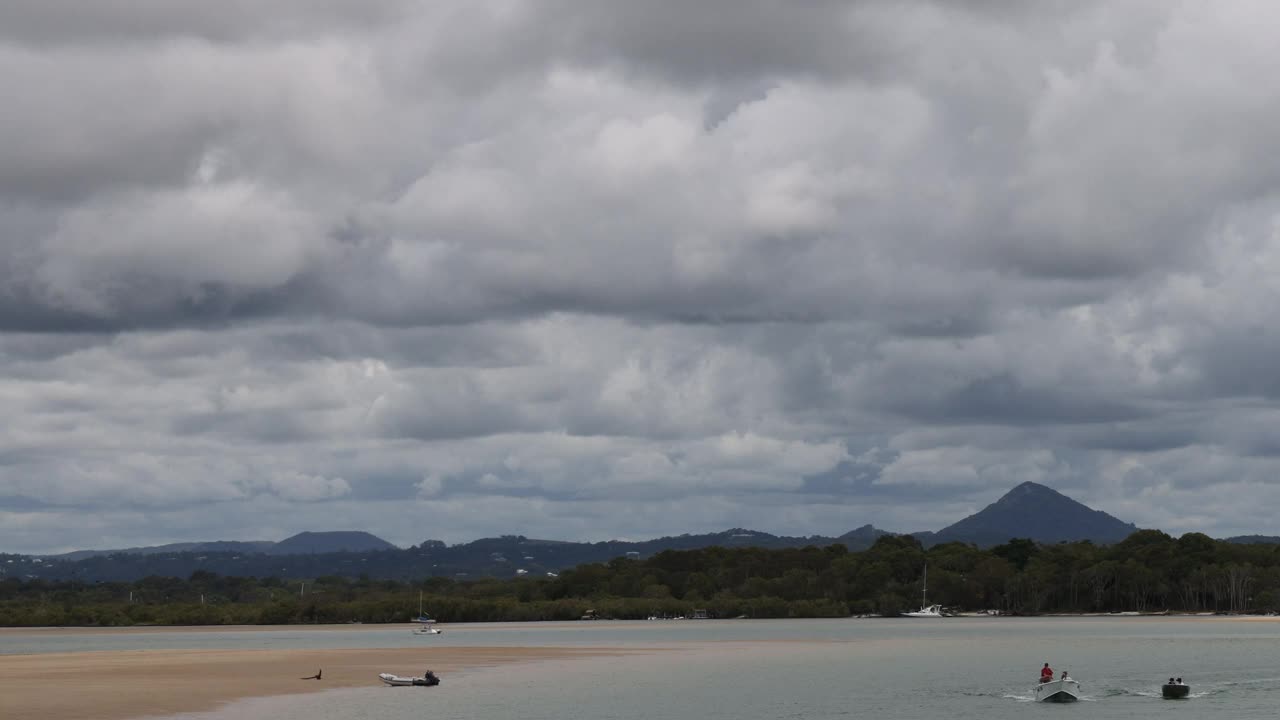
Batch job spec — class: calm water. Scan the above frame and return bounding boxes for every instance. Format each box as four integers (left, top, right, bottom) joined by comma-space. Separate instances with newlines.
13, 618, 1280, 719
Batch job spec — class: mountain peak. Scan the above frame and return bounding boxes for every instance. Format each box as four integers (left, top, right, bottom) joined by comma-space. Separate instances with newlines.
995, 481, 1071, 507
269, 531, 398, 555
933, 483, 1137, 546
835, 524, 890, 551
1009, 480, 1057, 493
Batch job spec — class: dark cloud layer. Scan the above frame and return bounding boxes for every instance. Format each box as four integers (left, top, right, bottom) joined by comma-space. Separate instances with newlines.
4, 1, 1280, 553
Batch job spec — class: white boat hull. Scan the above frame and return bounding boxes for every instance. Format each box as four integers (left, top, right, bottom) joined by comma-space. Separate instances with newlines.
903, 604, 944, 618
379, 672, 440, 687
1034, 679, 1080, 703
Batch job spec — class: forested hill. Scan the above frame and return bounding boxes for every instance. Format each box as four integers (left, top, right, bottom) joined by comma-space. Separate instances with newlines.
6, 530, 855, 583
2, 530, 1277, 627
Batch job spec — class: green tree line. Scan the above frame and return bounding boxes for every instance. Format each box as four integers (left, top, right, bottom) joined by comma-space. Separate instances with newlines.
3, 530, 1279, 626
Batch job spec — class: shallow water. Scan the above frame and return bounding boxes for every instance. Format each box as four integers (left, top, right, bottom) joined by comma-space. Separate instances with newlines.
14, 617, 1280, 719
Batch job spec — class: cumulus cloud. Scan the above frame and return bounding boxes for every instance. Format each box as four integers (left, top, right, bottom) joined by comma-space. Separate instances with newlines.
263, 471, 351, 502
4, 1, 1280, 553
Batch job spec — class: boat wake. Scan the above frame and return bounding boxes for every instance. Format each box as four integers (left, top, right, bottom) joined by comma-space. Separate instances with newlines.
1183, 685, 1232, 698
1213, 676, 1280, 690
1115, 688, 1161, 698
998, 691, 1092, 702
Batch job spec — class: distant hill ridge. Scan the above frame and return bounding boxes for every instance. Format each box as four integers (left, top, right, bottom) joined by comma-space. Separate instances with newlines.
47, 531, 394, 561
51, 540, 276, 562
42, 483, 1138, 563
26, 482, 1260, 583
1222, 535, 1280, 545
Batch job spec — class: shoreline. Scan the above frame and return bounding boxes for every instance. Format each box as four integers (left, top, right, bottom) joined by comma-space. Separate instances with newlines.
4, 612, 1279, 637
3, 612, 1277, 636
0, 622, 435, 636
0, 644, 637, 720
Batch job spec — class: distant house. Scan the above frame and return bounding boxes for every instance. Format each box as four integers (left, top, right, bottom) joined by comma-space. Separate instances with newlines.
691, 609, 709, 619
625, 551, 641, 559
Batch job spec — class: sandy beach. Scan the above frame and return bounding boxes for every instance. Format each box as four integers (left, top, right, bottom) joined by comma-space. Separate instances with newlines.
0, 632, 632, 720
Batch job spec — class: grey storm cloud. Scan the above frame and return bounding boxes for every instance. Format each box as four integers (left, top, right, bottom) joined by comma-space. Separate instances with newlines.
4, 1, 1280, 553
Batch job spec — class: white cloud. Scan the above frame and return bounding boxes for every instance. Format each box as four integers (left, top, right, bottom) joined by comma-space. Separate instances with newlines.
9, 1, 1280, 552
264, 471, 351, 502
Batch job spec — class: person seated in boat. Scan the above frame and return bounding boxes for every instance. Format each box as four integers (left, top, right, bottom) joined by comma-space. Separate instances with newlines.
1060, 671, 1072, 682
1176, 677, 1183, 685
1167, 677, 1175, 685
1040, 663, 1053, 683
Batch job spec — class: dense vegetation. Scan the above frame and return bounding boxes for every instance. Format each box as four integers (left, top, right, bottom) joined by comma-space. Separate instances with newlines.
3, 530, 1280, 626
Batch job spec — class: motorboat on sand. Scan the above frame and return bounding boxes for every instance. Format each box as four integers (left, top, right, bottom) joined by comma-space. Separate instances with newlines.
1034, 678, 1080, 703
414, 626, 442, 635
379, 671, 440, 687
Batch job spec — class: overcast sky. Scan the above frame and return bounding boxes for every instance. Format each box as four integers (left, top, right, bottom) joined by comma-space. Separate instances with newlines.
5, 1, 1280, 554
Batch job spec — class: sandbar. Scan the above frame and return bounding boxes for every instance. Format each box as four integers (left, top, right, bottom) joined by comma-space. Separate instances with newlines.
0, 641, 631, 720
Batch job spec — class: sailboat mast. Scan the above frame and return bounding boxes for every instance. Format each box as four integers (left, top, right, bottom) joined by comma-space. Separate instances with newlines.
922, 565, 927, 607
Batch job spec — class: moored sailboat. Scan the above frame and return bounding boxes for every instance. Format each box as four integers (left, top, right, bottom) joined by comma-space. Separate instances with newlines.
903, 566, 945, 617
412, 590, 436, 624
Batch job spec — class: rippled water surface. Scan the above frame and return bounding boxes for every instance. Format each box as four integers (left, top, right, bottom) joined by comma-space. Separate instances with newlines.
15, 617, 1280, 719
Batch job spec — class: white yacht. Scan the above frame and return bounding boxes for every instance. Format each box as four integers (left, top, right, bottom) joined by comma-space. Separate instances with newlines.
903, 603, 944, 618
